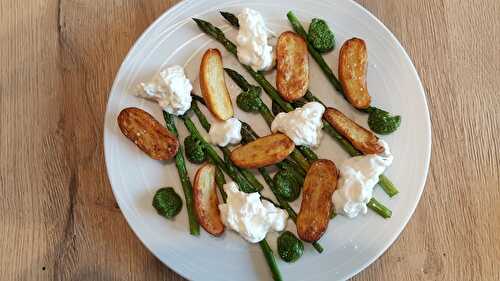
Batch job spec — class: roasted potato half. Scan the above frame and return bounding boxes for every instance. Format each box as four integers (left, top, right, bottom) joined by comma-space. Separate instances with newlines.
117, 107, 179, 160
297, 159, 338, 242
230, 133, 295, 169
323, 107, 384, 154
200, 48, 234, 120
338, 38, 371, 109
193, 164, 225, 236
276, 31, 309, 101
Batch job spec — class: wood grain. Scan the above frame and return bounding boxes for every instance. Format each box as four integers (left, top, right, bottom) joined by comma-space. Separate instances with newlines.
0, 0, 498, 280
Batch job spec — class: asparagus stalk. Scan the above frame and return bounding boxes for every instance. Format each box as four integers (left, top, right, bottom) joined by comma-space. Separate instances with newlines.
181, 115, 282, 280
208, 149, 282, 281
190, 101, 265, 191
367, 197, 392, 219
201, 16, 399, 197
209, 158, 227, 201
286, 12, 344, 93
220, 11, 240, 28
163, 112, 200, 236
259, 240, 283, 281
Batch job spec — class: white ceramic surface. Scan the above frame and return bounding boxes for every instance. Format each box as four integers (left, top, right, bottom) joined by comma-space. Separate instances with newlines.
103, 0, 431, 280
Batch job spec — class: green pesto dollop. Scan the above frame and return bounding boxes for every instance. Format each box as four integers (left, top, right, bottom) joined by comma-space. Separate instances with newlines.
277, 231, 304, 263
367, 107, 401, 135
236, 86, 263, 112
184, 135, 206, 164
308, 18, 335, 53
273, 170, 301, 202
152, 187, 183, 219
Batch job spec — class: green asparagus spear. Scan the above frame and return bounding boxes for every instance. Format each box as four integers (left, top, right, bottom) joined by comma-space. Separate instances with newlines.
181, 114, 282, 280
286, 11, 343, 92
367, 197, 392, 218
286, 11, 401, 134
220, 11, 240, 28
259, 240, 283, 281
208, 152, 282, 281
162, 112, 200, 236
208, 158, 227, 202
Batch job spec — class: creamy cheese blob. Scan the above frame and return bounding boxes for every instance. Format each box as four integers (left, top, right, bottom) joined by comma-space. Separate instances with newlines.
270, 102, 325, 147
332, 140, 394, 218
219, 182, 288, 243
136, 65, 192, 116
236, 8, 275, 71
208, 117, 242, 147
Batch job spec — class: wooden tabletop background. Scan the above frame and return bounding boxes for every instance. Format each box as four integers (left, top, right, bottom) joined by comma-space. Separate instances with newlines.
1, 0, 499, 280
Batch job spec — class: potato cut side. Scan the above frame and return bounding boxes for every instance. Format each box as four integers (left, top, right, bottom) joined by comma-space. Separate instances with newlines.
297, 159, 338, 242
200, 48, 234, 120
338, 38, 371, 109
117, 107, 179, 160
230, 133, 295, 169
276, 31, 309, 101
323, 107, 384, 154
193, 164, 225, 236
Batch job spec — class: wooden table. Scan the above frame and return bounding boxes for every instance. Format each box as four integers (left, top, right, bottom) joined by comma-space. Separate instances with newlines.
1, 0, 498, 280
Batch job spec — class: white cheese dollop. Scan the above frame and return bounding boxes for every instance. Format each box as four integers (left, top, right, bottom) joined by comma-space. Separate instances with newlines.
136, 65, 192, 116
208, 117, 242, 147
270, 102, 325, 147
219, 182, 288, 243
332, 140, 394, 218
236, 8, 275, 71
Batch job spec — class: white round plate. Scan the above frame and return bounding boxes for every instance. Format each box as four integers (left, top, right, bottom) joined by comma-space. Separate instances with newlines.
104, 0, 431, 280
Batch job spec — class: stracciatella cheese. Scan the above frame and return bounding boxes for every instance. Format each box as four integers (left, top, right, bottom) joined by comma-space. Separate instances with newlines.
271, 102, 325, 147
332, 140, 393, 218
236, 8, 275, 71
219, 182, 288, 243
208, 117, 242, 147
136, 65, 192, 116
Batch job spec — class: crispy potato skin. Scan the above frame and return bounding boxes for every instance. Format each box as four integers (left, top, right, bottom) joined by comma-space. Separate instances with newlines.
193, 164, 225, 236
230, 133, 295, 169
323, 107, 384, 154
117, 107, 179, 160
338, 38, 371, 109
276, 31, 309, 101
297, 159, 338, 242
200, 48, 234, 120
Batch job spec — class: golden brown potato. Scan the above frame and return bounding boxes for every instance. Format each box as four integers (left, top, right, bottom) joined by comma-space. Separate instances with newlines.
199, 48, 234, 120
230, 133, 295, 169
338, 38, 371, 109
297, 159, 338, 242
323, 107, 384, 154
276, 31, 309, 101
117, 107, 179, 160
193, 164, 225, 236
